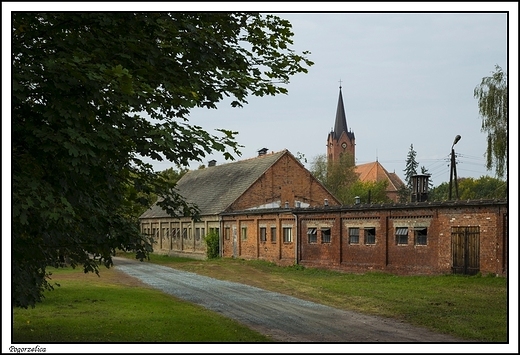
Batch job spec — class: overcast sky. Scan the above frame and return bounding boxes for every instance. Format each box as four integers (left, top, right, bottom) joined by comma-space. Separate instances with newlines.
169, 10, 512, 187
4, 3, 516, 187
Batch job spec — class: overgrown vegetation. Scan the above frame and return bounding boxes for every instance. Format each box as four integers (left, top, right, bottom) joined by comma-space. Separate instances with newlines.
204, 231, 220, 259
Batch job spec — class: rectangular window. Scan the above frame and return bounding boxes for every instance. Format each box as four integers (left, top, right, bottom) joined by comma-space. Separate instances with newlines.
396, 227, 408, 245
182, 228, 187, 239
195, 228, 200, 241
321, 228, 331, 243
348, 228, 359, 244
225, 227, 230, 240
415, 227, 428, 245
271, 227, 277, 243
283, 227, 292, 243
260, 227, 267, 242
201, 228, 205, 239
241, 227, 247, 241
307, 227, 317, 243
364, 228, 376, 245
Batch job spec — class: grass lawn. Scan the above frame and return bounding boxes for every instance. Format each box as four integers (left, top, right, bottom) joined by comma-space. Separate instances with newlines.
138, 254, 508, 342
12, 254, 508, 344
12, 266, 271, 343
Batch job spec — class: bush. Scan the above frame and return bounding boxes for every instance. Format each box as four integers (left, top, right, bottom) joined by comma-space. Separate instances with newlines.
204, 231, 220, 259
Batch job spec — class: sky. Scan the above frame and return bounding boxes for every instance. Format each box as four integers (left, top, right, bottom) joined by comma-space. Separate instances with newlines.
164, 9, 513, 187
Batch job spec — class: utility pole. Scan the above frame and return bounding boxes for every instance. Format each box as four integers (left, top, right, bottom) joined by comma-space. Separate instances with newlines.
449, 135, 461, 200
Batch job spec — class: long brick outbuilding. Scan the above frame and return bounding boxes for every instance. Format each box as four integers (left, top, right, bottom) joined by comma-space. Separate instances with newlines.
220, 199, 507, 276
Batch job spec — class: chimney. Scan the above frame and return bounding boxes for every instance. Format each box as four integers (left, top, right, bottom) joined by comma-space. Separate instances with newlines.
258, 148, 268, 156
208, 159, 217, 167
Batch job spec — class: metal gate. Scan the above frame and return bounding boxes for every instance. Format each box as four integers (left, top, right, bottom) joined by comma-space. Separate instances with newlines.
451, 226, 480, 275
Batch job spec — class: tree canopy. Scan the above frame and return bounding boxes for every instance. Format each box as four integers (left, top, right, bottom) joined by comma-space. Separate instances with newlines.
12, 12, 313, 308
474, 65, 508, 179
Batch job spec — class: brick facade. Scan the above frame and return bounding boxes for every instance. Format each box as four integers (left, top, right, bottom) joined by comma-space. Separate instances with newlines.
222, 200, 508, 276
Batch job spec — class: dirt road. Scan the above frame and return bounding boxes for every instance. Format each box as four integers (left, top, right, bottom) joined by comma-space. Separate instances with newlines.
113, 257, 462, 343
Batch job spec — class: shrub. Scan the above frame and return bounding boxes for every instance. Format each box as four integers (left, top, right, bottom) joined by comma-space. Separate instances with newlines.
204, 231, 220, 259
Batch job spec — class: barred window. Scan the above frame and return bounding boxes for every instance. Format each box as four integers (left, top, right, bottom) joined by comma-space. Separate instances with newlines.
271, 227, 277, 243
307, 228, 317, 243
260, 227, 267, 242
364, 228, 376, 245
348, 228, 359, 244
396, 227, 408, 245
321, 228, 331, 243
283, 227, 292, 243
414, 227, 428, 245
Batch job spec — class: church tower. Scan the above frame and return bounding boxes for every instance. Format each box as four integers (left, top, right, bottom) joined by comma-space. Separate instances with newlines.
327, 85, 355, 164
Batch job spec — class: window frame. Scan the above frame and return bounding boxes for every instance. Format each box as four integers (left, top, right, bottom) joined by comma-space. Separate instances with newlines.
396, 227, 409, 245
259, 227, 267, 242
321, 228, 331, 244
283, 227, 292, 243
307, 227, 317, 244
241, 226, 247, 241
348, 227, 360, 244
364, 227, 376, 245
270, 227, 277, 243
414, 227, 428, 246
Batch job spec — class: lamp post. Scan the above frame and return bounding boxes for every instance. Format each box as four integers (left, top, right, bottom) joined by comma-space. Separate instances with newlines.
448, 135, 461, 200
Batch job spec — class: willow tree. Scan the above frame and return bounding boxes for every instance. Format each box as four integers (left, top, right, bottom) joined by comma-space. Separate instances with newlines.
474, 65, 508, 179
12, 12, 313, 308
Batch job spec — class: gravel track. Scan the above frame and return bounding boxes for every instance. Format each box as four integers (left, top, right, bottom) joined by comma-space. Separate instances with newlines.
113, 257, 462, 343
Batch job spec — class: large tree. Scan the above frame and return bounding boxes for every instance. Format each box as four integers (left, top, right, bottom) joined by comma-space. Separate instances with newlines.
309, 153, 359, 204
474, 65, 508, 179
12, 13, 313, 308
403, 144, 419, 188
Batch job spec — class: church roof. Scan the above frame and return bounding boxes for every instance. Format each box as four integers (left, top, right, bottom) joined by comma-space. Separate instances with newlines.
331, 88, 355, 141
355, 161, 405, 192
140, 150, 288, 218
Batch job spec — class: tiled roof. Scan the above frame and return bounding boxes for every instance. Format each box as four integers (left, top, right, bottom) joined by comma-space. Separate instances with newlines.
355, 161, 404, 192
140, 150, 288, 218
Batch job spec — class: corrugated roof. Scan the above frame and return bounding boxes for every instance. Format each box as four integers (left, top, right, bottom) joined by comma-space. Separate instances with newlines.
140, 150, 288, 218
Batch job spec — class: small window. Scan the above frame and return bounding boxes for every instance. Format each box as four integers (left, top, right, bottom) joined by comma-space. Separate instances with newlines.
225, 227, 230, 240
321, 228, 331, 243
195, 228, 200, 241
415, 227, 428, 245
283, 227, 292, 243
271, 227, 277, 243
396, 227, 408, 245
201, 228, 205, 239
348, 228, 359, 244
183, 228, 187, 239
260, 227, 267, 242
241, 227, 247, 241
307, 228, 317, 243
364, 228, 376, 245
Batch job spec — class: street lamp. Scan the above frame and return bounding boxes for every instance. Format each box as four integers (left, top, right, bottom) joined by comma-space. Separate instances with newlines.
449, 135, 461, 200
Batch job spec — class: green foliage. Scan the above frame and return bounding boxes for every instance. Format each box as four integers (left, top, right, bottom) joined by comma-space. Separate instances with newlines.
204, 230, 220, 259
429, 176, 507, 201
403, 144, 419, 188
474, 65, 508, 179
348, 180, 392, 204
309, 153, 359, 204
12, 13, 312, 308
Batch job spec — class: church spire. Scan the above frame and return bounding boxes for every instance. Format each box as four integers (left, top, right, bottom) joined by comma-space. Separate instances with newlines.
333, 85, 349, 140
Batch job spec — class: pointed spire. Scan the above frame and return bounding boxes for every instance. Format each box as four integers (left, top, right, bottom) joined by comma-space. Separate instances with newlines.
333, 86, 348, 140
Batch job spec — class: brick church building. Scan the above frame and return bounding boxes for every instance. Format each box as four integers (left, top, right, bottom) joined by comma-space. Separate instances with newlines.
327, 85, 405, 202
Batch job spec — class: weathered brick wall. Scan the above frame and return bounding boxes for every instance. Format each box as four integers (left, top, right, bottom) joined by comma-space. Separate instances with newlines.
229, 153, 339, 211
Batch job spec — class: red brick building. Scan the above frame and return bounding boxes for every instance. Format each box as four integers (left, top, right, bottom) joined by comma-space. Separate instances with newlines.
220, 199, 508, 276
140, 149, 340, 259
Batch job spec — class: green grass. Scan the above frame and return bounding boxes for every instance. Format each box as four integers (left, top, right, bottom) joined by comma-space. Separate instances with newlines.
12, 267, 271, 343
137, 254, 508, 342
